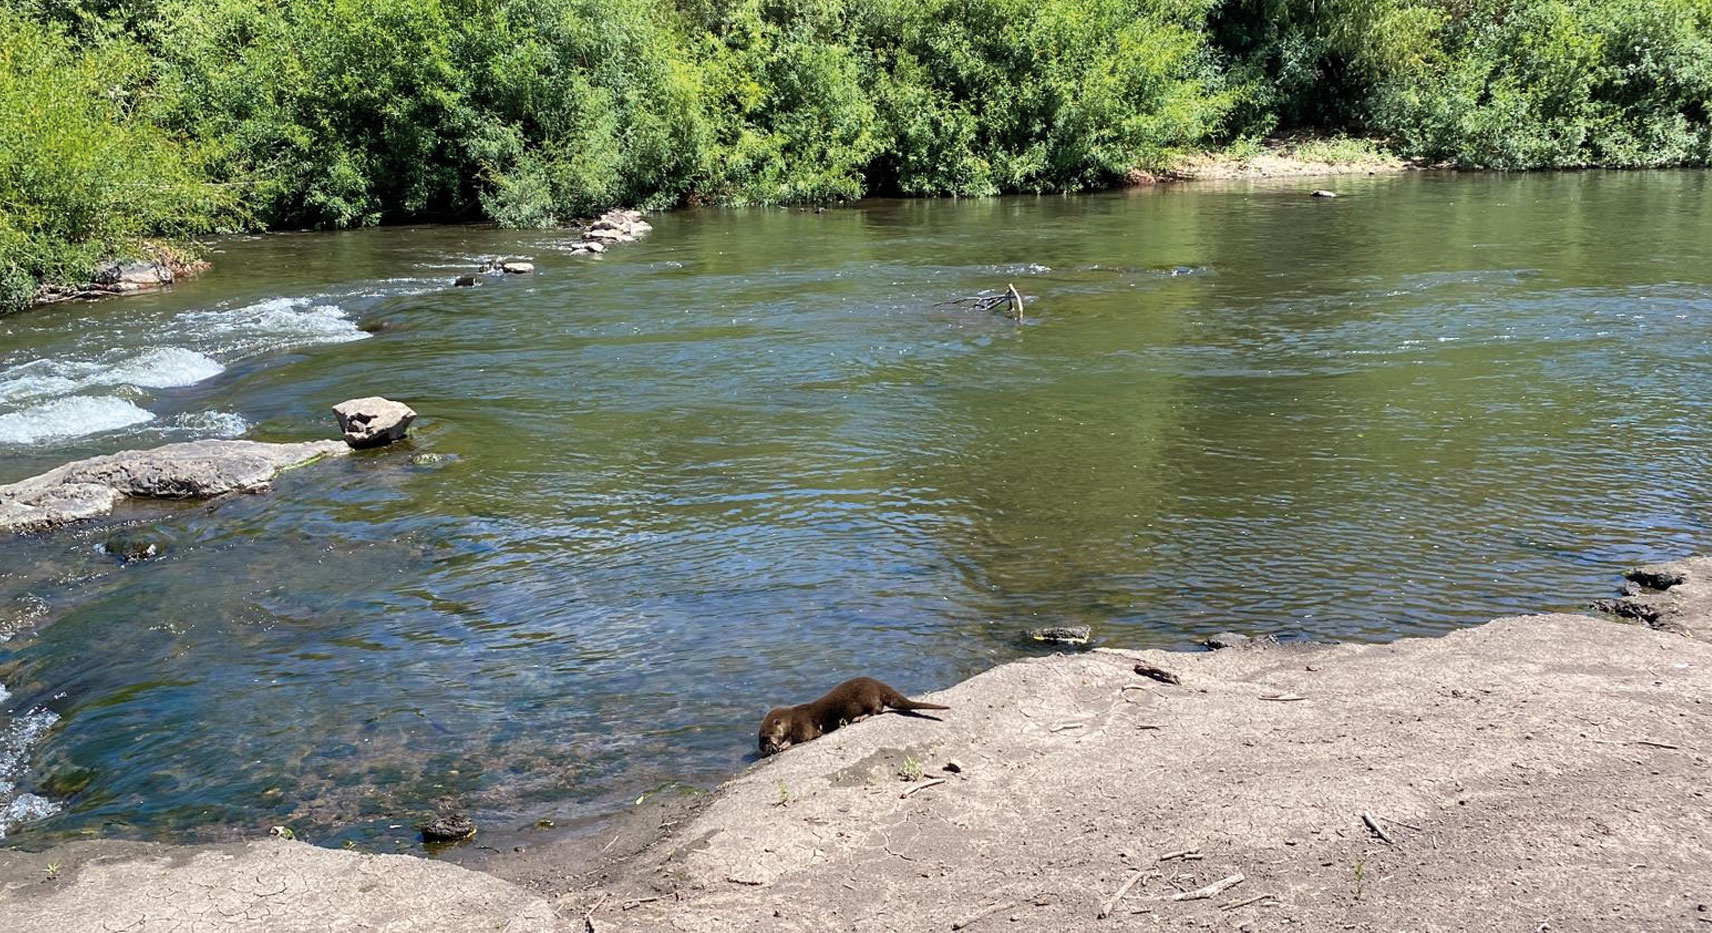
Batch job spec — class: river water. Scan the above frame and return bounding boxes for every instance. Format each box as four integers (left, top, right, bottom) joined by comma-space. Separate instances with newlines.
1, 172, 1709, 849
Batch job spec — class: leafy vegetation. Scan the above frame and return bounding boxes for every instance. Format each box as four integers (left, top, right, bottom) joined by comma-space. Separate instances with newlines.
3, 0, 1710, 309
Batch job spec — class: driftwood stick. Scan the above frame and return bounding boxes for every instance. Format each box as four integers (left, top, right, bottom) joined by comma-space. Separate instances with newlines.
1167, 873, 1244, 901
901, 777, 948, 799
1007, 283, 1025, 322
1633, 739, 1681, 750
1158, 848, 1201, 862
1097, 870, 1145, 918
1133, 663, 1181, 685
1220, 893, 1276, 911
952, 899, 1019, 930
1258, 693, 1307, 702
1362, 810, 1396, 844
582, 893, 609, 933
1049, 722, 1085, 733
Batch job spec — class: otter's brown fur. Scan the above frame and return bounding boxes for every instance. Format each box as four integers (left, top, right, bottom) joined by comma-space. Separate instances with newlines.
758, 676, 948, 756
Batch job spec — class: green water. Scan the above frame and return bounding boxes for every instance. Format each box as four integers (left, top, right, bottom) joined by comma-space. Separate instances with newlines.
2, 171, 1709, 850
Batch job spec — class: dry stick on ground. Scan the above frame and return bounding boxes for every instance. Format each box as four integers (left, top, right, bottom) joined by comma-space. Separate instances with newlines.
1050, 722, 1085, 733
1220, 893, 1277, 911
1133, 663, 1181, 685
1158, 848, 1201, 862
901, 778, 948, 799
1259, 693, 1308, 702
582, 893, 609, 933
1362, 810, 1396, 844
1633, 739, 1682, 749
1165, 873, 1245, 902
1098, 870, 1146, 919
952, 900, 1019, 930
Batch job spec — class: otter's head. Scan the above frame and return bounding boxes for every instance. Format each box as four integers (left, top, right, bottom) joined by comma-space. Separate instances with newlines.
758, 707, 792, 756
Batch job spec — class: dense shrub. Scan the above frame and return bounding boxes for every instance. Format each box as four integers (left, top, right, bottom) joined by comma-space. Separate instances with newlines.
0, 7, 230, 312
3, 0, 1710, 306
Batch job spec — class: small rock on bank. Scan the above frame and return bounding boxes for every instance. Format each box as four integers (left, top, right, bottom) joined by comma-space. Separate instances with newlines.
331, 397, 416, 449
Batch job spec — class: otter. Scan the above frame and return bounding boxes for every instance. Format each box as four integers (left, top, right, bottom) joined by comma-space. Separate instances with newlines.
758, 676, 948, 756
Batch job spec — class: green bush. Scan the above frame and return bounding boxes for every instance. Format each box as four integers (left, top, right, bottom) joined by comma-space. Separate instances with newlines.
5, 0, 1712, 311
0, 7, 230, 311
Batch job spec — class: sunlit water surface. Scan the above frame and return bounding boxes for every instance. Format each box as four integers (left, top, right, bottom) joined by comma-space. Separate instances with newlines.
2, 172, 1710, 849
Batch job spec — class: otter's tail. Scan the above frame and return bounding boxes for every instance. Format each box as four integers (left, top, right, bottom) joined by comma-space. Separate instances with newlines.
887, 696, 949, 712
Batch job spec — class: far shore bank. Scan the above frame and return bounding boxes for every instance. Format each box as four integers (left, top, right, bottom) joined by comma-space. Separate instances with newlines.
4, 555, 1709, 931
11, 138, 1415, 315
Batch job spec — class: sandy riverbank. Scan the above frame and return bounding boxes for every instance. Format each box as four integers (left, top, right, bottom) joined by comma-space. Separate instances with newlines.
3, 557, 1708, 931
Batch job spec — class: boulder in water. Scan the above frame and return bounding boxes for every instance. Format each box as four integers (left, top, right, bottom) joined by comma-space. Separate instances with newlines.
501, 261, 534, 275
1310, 189, 1338, 198
0, 440, 349, 533
421, 813, 477, 843
453, 274, 479, 287
1026, 625, 1091, 646
331, 397, 416, 449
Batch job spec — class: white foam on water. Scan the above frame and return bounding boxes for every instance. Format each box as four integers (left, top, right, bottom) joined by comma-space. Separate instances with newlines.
176, 296, 368, 359
0, 704, 62, 840
104, 347, 226, 389
165, 410, 251, 438
0, 395, 155, 444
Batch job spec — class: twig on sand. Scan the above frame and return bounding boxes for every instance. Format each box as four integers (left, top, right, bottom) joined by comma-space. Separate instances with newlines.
1050, 722, 1085, 733
1133, 663, 1181, 685
1362, 810, 1396, 844
901, 778, 948, 799
952, 899, 1019, 930
621, 897, 660, 911
1164, 873, 1245, 901
1158, 848, 1201, 862
1134, 723, 1166, 730
582, 893, 609, 933
1259, 693, 1307, 702
1633, 739, 1681, 750
1098, 870, 1146, 918
1220, 893, 1277, 911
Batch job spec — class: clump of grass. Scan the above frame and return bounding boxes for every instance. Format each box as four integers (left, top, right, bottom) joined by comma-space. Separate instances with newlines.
1293, 136, 1388, 165
897, 755, 924, 782
774, 780, 791, 807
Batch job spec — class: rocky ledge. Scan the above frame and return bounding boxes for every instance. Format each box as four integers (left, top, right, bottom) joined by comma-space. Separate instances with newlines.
0, 439, 348, 533
3, 558, 1709, 931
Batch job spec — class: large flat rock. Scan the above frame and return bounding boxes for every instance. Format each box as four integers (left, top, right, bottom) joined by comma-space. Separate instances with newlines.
572, 612, 1712, 932
0, 839, 558, 932
0, 439, 347, 533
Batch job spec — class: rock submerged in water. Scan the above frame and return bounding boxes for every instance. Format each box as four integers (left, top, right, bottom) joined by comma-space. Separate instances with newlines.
453, 274, 479, 287
331, 397, 416, 449
1027, 625, 1091, 646
420, 813, 476, 844
0, 440, 349, 533
1310, 189, 1338, 198
501, 261, 533, 275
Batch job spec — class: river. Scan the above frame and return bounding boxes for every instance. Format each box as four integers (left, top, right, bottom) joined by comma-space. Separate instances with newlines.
1, 171, 1709, 850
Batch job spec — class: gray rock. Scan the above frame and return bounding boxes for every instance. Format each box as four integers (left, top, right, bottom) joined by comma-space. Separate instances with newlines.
587, 228, 625, 241
0, 440, 349, 533
1204, 632, 1252, 650
453, 274, 478, 287
94, 261, 173, 287
1027, 625, 1091, 646
420, 813, 476, 844
500, 261, 534, 275
1310, 189, 1338, 198
331, 397, 416, 449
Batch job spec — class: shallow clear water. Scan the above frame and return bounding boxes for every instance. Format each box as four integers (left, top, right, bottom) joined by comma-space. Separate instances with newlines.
2, 172, 1710, 849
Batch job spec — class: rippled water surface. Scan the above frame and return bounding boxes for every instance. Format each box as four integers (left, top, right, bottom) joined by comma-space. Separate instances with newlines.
2, 172, 1710, 848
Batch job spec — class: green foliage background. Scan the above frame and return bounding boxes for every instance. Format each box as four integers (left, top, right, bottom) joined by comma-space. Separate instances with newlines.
3, 0, 1710, 309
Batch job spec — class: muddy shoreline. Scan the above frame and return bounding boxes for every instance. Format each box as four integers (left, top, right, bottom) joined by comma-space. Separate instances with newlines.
4, 556, 1709, 931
